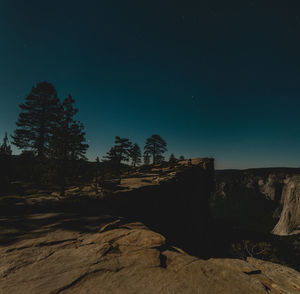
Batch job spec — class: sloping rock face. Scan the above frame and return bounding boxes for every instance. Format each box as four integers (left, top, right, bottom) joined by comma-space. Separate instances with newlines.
1, 218, 300, 294
102, 158, 215, 256
272, 176, 300, 235
213, 169, 300, 234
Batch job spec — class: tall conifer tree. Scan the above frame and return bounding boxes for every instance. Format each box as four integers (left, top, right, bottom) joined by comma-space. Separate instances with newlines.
114, 136, 132, 164
144, 134, 167, 165
12, 82, 59, 158
50, 95, 88, 195
143, 152, 150, 165
104, 146, 120, 164
105, 136, 132, 165
130, 143, 141, 167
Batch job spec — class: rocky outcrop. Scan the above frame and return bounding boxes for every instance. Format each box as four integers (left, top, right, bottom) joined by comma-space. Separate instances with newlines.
1, 217, 300, 294
213, 168, 300, 235
100, 158, 215, 256
1, 160, 300, 293
272, 176, 300, 235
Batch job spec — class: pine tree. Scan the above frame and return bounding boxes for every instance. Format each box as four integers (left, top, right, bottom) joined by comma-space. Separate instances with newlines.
130, 143, 141, 167
104, 137, 132, 177
114, 136, 132, 164
105, 136, 132, 165
12, 82, 59, 158
169, 153, 177, 164
179, 155, 185, 161
49, 95, 88, 195
143, 152, 150, 165
104, 146, 119, 164
0, 132, 13, 193
144, 134, 167, 165
0, 132, 12, 156
156, 154, 165, 164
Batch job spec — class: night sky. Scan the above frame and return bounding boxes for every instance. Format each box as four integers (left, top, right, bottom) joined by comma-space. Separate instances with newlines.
1, 0, 300, 169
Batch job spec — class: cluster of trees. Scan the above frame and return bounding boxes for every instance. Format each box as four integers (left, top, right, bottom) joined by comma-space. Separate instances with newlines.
104, 134, 168, 168
2, 82, 88, 195
102, 134, 186, 174
1, 81, 186, 195
12, 82, 88, 161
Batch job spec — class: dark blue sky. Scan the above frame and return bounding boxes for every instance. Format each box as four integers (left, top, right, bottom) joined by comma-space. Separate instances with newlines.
1, 0, 300, 168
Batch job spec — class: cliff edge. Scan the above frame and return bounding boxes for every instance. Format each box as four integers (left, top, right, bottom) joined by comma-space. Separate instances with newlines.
1, 159, 300, 293
272, 176, 300, 235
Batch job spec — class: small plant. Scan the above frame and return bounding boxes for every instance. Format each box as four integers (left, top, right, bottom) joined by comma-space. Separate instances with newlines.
230, 240, 275, 261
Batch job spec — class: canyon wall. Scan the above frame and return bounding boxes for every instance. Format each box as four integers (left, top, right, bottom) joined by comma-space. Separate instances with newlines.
272, 176, 300, 235
213, 168, 300, 235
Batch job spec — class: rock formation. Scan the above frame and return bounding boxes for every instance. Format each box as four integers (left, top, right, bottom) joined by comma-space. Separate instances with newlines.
213, 168, 300, 235
1, 159, 300, 293
272, 176, 300, 235
1, 217, 300, 294
103, 157, 215, 255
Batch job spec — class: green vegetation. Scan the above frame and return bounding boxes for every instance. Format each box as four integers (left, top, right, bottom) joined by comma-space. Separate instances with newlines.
228, 236, 300, 272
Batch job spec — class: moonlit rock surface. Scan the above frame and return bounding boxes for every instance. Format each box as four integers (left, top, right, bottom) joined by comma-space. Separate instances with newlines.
272, 176, 300, 235
1, 219, 300, 294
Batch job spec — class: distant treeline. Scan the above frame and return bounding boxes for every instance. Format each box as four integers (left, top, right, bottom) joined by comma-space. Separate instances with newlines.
0, 82, 185, 195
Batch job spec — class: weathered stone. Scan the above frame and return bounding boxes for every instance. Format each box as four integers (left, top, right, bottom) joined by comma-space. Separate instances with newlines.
213, 168, 300, 235
272, 176, 300, 235
1, 219, 299, 294
1, 159, 299, 293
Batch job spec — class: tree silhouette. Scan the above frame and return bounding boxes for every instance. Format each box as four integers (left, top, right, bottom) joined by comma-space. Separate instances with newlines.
130, 143, 141, 167
156, 154, 165, 164
104, 146, 119, 164
169, 153, 177, 165
179, 155, 185, 161
143, 152, 150, 165
95, 156, 101, 180
49, 95, 88, 195
108, 136, 132, 165
12, 82, 59, 158
144, 134, 167, 165
94, 156, 101, 193
104, 137, 132, 177
0, 132, 12, 193
0, 132, 12, 156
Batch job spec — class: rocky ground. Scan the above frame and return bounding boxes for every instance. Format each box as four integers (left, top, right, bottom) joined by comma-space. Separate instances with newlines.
1, 214, 300, 294
1, 159, 300, 293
